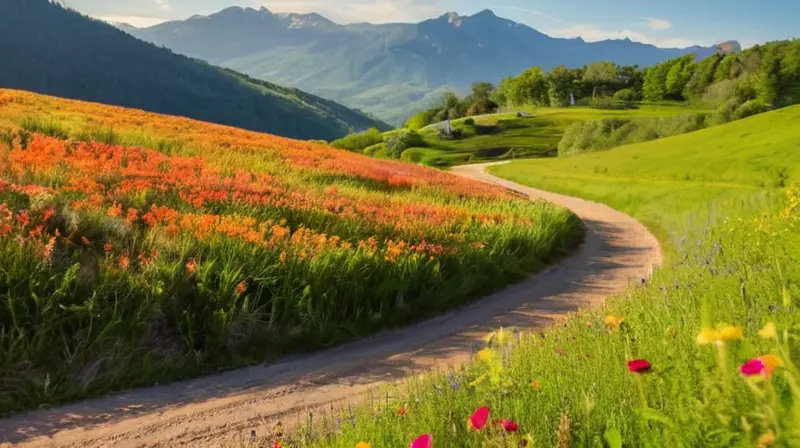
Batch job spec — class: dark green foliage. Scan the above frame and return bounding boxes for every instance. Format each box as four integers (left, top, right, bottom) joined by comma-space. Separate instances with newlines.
463, 118, 476, 126
385, 130, 424, 158
0, 0, 389, 141
330, 128, 384, 152
645, 40, 800, 109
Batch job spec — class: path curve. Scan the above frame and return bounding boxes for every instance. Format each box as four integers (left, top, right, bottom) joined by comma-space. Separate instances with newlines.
0, 163, 662, 448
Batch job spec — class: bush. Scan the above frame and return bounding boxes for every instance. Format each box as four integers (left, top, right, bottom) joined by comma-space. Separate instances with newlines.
558, 118, 630, 155
400, 148, 425, 163
385, 130, 424, 159
330, 128, 383, 152
711, 97, 741, 125
734, 99, 771, 120
463, 118, 475, 126
559, 114, 712, 156
613, 88, 641, 102
362, 142, 386, 157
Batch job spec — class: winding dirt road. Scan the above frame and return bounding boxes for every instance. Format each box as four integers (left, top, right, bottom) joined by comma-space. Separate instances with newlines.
0, 163, 662, 448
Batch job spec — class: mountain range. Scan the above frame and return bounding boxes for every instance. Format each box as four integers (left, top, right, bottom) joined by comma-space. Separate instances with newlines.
121, 7, 740, 124
0, 0, 388, 141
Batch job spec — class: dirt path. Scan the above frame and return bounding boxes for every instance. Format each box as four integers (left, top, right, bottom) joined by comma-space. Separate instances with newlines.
0, 163, 662, 448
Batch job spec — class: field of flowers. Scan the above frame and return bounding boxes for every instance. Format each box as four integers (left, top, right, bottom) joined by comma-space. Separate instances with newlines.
0, 90, 582, 415
304, 108, 800, 447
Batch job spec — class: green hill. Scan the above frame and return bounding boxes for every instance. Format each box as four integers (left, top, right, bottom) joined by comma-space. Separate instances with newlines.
378, 105, 707, 167
0, 0, 389, 141
312, 106, 800, 446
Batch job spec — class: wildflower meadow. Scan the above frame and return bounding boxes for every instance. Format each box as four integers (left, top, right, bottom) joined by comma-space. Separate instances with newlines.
300, 108, 800, 447
0, 90, 581, 415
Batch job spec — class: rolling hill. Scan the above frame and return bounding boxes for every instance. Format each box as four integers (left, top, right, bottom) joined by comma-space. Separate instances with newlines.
0, 89, 581, 414
310, 106, 800, 448
0, 0, 389, 141
122, 6, 738, 124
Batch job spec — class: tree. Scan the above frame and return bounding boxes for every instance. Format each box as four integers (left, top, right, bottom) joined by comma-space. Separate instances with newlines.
515, 67, 550, 106
583, 61, 620, 97
547, 65, 575, 107
665, 54, 696, 100
643, 61, 671, 101
492, 76, 515, 107
684, 54, 722, 99
471, 82, 495, 103
440, 91, 460, 112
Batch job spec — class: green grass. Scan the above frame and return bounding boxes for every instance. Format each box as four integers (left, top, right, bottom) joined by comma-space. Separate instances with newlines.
302, 106, 800, 447
0, 91, 583, 416
405, 105, 706, 167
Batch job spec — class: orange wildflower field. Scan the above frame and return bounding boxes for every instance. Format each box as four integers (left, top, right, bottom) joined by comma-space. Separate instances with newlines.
0, 90, 581, 414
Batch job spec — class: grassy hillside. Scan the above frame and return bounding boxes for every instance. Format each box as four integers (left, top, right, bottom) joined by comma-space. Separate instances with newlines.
308, 107, 800, 446
401, 105, 706, 167
0, 90, 582, 415
0, 0, 389, 142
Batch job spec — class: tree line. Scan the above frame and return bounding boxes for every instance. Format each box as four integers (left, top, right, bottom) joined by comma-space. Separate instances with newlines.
406, 39, 800, 129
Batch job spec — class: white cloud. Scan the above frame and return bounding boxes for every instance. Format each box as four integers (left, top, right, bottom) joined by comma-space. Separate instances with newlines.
260, 0, 445, 23
94, 15, 167, 28
642, 17, 671, 30
547, 24, 694, 48
155, 0, 171, 12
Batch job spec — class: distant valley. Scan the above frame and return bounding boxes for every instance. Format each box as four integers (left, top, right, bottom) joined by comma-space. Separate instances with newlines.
121, 7, 739, 124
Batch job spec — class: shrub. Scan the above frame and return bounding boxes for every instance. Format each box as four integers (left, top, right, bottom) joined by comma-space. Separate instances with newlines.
330, 128, 383, 152
734, 99, 770, 120
464, 118, 476, 126
559, 114, 712, 156
385, 130, 424, 159
613, 88, 641, 103
362, 142, 386, 157
711, 97, 741, 125
401, 148, 425, 163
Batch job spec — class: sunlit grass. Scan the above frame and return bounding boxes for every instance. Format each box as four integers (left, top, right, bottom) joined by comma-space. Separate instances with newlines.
303, 107, 800, 447
0, 89, 582, 416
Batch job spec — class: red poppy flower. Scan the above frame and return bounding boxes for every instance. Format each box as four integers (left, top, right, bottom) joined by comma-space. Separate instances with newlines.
468, 406, 490, 431
409, 434, 432, 448
272, 442, 280, 448
499, 419, 519, 432
627, 359, 652, 374
396, 407, 407, 416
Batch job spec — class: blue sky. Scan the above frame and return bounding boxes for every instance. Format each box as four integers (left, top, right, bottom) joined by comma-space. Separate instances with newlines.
66, 0, 798, 48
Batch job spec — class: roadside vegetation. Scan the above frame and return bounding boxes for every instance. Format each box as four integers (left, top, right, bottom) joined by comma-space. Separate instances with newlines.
0, 89, 582, 415
298, 106, 800, 447
330, 39, 799, 167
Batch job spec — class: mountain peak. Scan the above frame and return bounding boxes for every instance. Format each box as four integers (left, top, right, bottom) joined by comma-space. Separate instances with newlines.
472, 9, 497, 18
276, 12, 336, 29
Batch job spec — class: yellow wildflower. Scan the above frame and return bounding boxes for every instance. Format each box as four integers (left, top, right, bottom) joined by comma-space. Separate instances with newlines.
719, 326, 744, 341
604, 315, 624, 332
758, 322, 777, 340
696, 325, 743, 345
477, 348, 496, 363
355, 443, 372, 448
695, 329, 721, 345
757, 431, 776, 447
757, 354, 784, 378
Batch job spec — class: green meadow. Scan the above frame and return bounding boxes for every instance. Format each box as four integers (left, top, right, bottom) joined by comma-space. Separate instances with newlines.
304, 105, 800, 447
407, 105, 705, 167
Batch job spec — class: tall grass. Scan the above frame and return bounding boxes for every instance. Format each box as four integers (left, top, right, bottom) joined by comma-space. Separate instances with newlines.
300, 108, 800, 447
0, 92, 582, 416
